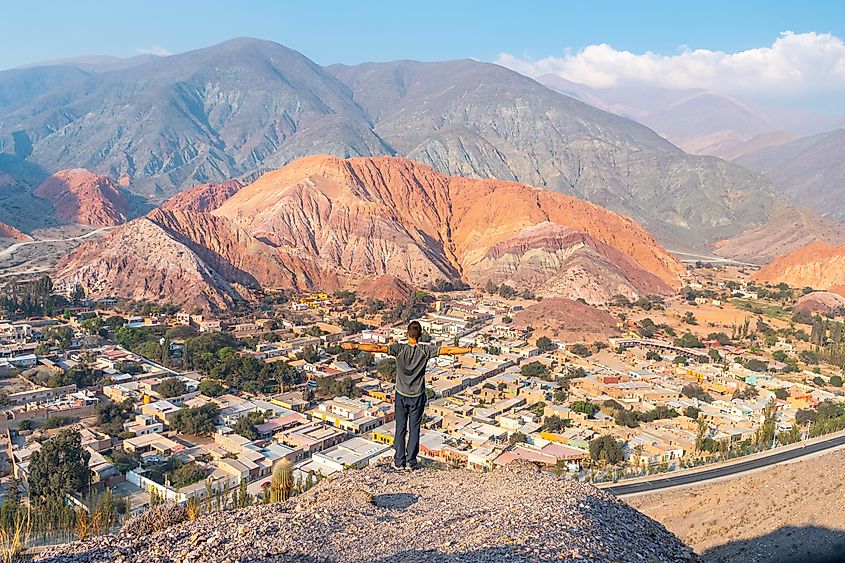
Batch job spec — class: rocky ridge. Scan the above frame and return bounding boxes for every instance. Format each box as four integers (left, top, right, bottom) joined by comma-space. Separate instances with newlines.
0, 219, 29, 240
793, 291, 845, 315
57, 156, 683, 312
33, 169, 131, 227
753, 240, 845, 293
714, 203, 845, 264
161, 180, 244, 213
37, 463, 695, 563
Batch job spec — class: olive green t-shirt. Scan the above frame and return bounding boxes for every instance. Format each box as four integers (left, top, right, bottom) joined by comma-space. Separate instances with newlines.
387, 343, 442, 397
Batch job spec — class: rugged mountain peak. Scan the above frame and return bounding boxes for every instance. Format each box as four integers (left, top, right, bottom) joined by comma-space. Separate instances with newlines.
58, 156, 684, 312
161, 180, 244, 212
34, 169, 130, 227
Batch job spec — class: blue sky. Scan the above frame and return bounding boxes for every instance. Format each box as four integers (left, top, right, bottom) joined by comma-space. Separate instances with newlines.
2, 0, 844, 110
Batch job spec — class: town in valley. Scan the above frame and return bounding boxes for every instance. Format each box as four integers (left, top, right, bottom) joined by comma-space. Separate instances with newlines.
0, 260, 843, 538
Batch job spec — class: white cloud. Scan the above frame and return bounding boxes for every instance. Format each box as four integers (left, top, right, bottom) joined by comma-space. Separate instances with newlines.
496, 32, 845, 101
137, 45, 173, 57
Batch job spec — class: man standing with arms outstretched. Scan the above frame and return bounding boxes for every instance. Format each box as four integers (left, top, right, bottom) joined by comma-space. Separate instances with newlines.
342, 320, 481, 470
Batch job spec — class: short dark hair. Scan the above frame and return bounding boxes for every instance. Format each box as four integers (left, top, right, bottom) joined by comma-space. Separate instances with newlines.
407, 321, 422, 340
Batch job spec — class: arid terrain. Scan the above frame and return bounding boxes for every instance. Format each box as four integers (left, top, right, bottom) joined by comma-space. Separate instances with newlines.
630, 448, 845, 562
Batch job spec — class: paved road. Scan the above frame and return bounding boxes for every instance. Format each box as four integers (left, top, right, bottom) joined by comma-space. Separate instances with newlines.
606, 433, 845, 496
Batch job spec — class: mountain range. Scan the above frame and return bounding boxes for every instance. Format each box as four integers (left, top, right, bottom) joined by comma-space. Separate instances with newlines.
56, 156, 683, 312
754, 240, 845, 296
735, 129, 845, 221
537, 74, 843, 160
0, 37, 823, 258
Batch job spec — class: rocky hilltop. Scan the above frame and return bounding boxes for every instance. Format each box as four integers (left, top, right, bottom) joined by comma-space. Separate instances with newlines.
753, 240, 845, 294
34, 169, 130, 227
0, 219, 29, 240
161, 180, 244, 213
57, 156, 683, 312
793, 291, 845, 315
37, 463, 695, 563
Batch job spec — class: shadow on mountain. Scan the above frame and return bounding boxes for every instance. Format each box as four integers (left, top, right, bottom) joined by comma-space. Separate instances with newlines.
701, 525, 845, 563
125, 191, 155, 218
0, 152, 57, 232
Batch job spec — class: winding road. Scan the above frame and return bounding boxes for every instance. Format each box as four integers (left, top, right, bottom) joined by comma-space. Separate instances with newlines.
0, 227, 114, 260
604, 432, 845, 497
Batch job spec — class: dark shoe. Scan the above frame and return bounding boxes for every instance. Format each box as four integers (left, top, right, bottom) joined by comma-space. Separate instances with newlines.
392, 460, 405, 470
405, 461, 423, 471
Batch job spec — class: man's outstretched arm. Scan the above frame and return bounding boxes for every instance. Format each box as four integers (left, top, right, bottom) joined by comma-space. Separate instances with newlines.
438, 346, 484, 356
341, 341, 389, 354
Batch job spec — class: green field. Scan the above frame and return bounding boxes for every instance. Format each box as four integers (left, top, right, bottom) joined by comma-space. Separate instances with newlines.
731, 298, 790, 320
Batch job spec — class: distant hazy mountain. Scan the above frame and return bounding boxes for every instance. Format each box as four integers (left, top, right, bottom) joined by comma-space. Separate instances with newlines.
735, 129, 845, 220
0, 65, 90, 109
537, 74, 842, 160
16, 54, 162, 73
0, 37, 822, 255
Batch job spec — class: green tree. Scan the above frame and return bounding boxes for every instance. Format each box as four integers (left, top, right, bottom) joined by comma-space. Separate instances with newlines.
157, 378, 187, 398
830, 375, 843, 387
42, 416, 73, 429
755, 399, 778, 448
589, 435, 624, 464
795, 408, 817, 426
733, 386, 759, 400
614, 409, 639, 428
520, 361, 549, 378
571, 400, 597, 417
232, 411, 269, 440
28, 430, 91, 505
684, 405, 700, 419
96, 399, 134, 434
171, 404, 219, 435
536, 336, 555, 352
198, 379, 224, 397
681, 383, 713, 403
645, 350, 662, 361
674, 332, 703, 348
695, 417, 709, 452
44, 326, 74, 349
168, 462, 207, 489
508, 431, 528, 445
745, 359, 768, 372
569, 344, 592, 357
376, 358, 397, 381
542, 415, 571, 433
778, 426, 801, 445
683, 311, 698, 325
